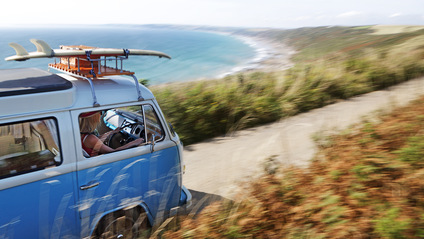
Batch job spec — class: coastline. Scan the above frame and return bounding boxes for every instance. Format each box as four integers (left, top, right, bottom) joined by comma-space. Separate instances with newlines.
206, 30, 296, 79
150, 29, 297, 88
222, 33, 296, 77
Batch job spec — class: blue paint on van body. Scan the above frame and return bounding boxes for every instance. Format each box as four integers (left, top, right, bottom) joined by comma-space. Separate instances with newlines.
0, 146, 182, 238
77, 146, 181, 224
0, 173, 78, 238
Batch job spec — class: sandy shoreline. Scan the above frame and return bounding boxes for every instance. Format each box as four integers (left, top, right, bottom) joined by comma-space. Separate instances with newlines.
151, 31, 296, 88
210, 31, 297, 77
237, 34, 296, 74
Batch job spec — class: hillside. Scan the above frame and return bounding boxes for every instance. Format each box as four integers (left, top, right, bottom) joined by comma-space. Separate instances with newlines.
128, 24, 424, 238
149, 25, 424, 145
163, 94, 424, 239
138, 24, 424, 62
231, 25, 424, 62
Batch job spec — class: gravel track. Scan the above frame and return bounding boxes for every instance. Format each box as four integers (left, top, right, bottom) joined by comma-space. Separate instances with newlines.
182, 77, 424, 199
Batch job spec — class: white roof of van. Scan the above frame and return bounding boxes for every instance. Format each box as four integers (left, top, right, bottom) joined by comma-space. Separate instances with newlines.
0, 68, 155, 118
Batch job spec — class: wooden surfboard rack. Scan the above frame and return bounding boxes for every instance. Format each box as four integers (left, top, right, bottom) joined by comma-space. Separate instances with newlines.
5, 39, 171, 107
49, 45, 135, 78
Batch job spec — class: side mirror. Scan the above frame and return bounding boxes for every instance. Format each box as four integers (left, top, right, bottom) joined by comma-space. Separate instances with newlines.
168, 122, 176, 137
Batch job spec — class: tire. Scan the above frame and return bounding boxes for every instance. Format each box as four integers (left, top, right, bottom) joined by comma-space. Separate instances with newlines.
96, 207, 150, 239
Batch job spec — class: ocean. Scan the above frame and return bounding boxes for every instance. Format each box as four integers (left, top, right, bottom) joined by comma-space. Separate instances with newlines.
0, 26, 265, 85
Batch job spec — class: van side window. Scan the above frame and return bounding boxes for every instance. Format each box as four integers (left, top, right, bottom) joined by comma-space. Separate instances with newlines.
0, 118, 61, 179
79, 105, 165, 157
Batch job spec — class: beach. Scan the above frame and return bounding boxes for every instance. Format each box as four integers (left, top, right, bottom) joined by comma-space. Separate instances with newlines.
193, 29, 296, 80
234, 35, 295, 74
149, 33, 296, 89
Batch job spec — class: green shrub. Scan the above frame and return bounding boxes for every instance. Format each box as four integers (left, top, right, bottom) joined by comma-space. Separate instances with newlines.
395, 134, 424, 167
138, 78, 150, 87
151, 32, 424, 146
329, 170, 344, 180
351, 164, 380, 181
373, 207, 410, 238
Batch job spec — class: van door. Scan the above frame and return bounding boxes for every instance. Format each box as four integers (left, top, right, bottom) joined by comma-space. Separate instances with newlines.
0, 113, 78, 238
73, 103, 182, 236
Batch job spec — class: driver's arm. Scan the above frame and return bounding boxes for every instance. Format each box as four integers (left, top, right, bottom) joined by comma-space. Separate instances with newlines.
83, 134, 115, 155
98, 127, 122, 142
84, 134, 144, 156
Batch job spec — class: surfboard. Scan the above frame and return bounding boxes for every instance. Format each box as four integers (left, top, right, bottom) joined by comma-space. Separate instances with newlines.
5, 39, 171, 61
4, 39, 172, 79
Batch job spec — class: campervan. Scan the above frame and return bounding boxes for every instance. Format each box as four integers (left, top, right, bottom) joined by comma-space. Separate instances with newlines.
0, 40, 191, 238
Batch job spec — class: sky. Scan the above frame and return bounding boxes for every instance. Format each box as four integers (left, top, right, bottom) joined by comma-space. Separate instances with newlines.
1, 0, 424, 29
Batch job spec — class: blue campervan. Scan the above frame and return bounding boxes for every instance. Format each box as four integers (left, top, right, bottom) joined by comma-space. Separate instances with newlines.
0, 40, 191, 238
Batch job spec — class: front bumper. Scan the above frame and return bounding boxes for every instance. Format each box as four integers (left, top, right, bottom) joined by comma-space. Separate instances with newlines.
179, 185, 192, 208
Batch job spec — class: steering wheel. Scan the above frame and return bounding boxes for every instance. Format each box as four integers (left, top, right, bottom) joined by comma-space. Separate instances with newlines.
105, 121, 142, 149
106, 131, 136, 149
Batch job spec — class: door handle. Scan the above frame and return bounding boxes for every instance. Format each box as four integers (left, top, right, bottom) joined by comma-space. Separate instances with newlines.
80, 182, 100, 190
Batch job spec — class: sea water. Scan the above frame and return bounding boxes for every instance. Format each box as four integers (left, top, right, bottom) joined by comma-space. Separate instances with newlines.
0, 26, 263, 85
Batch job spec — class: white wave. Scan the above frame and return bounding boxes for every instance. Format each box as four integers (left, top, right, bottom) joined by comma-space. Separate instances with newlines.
216, 35, 273, 78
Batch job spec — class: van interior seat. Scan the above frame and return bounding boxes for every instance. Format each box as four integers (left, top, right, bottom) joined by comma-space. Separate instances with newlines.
0, 135, 24, 157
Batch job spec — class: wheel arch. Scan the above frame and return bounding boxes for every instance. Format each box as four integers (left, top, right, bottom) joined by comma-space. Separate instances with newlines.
89, 202, 154, 238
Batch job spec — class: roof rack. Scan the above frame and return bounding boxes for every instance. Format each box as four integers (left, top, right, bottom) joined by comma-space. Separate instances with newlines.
49, 45, 135, 78
49, 45, 144, 107
5, 40, 171, 107
52, 67, 143, 107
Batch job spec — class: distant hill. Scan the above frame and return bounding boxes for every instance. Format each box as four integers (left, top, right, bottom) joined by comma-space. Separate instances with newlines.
149, 23, 424, 145
108, 24, 424, 63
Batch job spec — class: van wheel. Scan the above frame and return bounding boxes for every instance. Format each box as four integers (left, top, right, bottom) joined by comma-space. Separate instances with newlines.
97, 208, 150, 239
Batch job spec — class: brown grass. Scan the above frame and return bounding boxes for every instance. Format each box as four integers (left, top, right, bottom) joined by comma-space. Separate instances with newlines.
163, 95, 424, 238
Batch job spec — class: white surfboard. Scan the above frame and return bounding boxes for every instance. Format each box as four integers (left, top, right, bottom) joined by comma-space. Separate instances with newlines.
5, 39, 171, 61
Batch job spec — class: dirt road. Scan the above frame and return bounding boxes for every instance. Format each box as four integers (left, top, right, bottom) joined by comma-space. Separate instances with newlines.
182, 77, 424, 199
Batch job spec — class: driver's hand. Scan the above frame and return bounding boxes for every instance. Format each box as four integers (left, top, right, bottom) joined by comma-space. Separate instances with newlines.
111, 127, 122, 134
132, 138, 144, 145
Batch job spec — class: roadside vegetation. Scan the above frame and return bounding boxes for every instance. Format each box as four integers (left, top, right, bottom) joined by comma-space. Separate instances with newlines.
151, 25, 424, 145
140, 25, 424, 238
160, 94, 424, 238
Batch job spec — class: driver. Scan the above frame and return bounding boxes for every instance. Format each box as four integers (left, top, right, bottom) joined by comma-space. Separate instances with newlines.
79, 111, 144, 157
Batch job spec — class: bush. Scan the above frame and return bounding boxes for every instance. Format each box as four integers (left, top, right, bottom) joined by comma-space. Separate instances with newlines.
395, 134, 424, 167
152, 41, 424, 146
374, 208, 410, 239
163, 95, 424, 239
